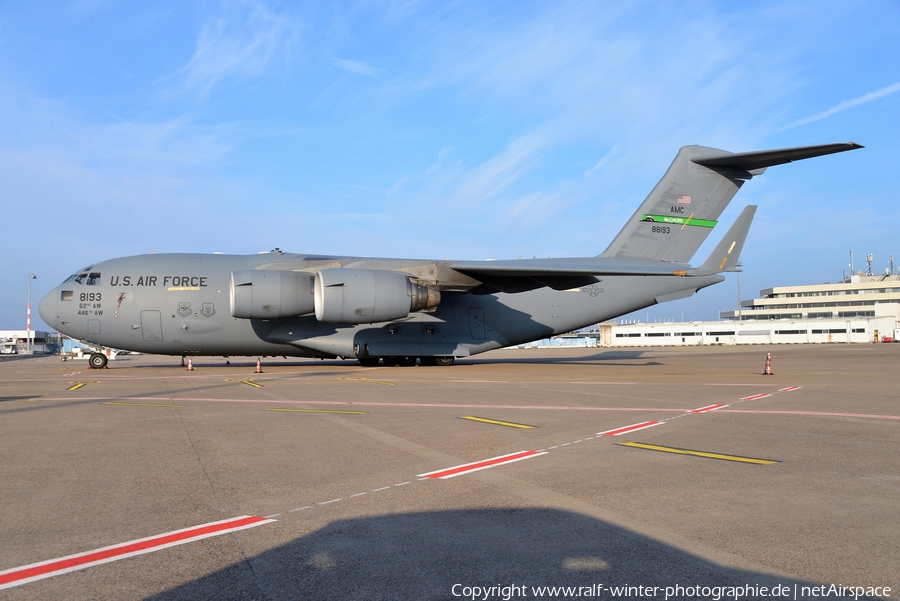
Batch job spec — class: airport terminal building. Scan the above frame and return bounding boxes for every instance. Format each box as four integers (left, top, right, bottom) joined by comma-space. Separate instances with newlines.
524, 271, 900, 348
0, 330, 57, 354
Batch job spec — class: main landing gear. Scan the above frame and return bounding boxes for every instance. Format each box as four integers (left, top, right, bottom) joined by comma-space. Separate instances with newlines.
359, 356, 456, 367
419, 356, 455, 366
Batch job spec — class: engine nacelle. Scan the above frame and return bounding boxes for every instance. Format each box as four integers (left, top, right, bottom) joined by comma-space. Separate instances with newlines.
314, 268, 440, 324
230, 270, 315, 319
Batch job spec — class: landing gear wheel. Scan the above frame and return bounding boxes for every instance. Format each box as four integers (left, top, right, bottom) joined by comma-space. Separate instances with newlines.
385, 356, 417, 367
89, 353, 108, 369
358, 357, 381, 367
434, 356, 455, 366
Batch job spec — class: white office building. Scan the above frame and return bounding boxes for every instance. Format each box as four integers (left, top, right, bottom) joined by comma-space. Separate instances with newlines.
521, 269, 900, 348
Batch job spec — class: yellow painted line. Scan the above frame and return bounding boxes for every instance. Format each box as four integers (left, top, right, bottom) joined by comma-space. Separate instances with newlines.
15, 399, 39, 403
618, 442, 780, 465
240, 379, 263, 388
336, 377, 395, 386
102, 402, 183, 407
266, 408, 367, 415
459, 416, 538, 429
67, 382, 87, 391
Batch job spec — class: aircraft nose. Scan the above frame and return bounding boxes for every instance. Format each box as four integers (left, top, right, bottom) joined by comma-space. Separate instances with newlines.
38, 290, 57, 327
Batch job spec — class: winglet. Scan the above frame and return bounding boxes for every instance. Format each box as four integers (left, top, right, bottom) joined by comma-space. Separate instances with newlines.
688, 205, 757, 275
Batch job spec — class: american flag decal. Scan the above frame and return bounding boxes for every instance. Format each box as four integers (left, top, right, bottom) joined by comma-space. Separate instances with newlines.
677, 195, 691, 204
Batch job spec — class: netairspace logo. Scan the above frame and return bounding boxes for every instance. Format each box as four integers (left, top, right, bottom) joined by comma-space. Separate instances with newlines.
450, 583, 893, 600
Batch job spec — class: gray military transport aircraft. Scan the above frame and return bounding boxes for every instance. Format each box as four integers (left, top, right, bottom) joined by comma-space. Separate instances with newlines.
39, 143, 861, 369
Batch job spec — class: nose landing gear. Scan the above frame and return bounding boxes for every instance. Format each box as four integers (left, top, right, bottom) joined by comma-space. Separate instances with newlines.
88, 353, 108, 369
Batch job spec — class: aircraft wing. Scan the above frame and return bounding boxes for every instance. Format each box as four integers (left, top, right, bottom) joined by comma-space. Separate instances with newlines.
449, 258, 692, 291
449, 259, 690, 277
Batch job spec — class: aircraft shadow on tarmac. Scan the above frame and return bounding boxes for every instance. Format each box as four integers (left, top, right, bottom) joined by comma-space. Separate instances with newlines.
0, 395, 40, 403
462, 350, 664, 366
144, 508, 846, 601
112, 350, 664, 370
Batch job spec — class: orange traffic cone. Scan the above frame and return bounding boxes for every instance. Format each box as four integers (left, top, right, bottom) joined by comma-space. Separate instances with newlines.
186, 356, 194, 371
762, 352, 773, 376
255, 358, 263, 374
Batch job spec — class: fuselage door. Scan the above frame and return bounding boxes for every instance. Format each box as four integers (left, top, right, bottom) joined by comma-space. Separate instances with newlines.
468, 307, 485, 340
140, 310, 164, 341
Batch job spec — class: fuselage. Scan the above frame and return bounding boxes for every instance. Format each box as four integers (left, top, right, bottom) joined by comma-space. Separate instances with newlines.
38, 252, 722, 360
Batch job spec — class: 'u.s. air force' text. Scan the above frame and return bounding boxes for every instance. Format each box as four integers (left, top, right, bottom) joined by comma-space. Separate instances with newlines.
109, 276, 208, 287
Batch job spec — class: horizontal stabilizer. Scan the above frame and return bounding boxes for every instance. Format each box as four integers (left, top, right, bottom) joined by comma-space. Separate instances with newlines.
692, 142, 863, 172
689, 205, 757, 275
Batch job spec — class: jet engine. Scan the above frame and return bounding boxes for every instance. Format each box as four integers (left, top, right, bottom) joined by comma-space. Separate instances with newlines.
314, 268, 440, 324
230, 270, 315, 319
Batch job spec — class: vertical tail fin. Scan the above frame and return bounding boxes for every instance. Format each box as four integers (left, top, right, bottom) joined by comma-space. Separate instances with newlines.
599, 145, 749, 262
599, 142, 862, 263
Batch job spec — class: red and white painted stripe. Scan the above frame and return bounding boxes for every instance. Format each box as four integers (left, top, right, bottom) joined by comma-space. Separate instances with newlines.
778, 386, 801, 393
418, 450, 546, 479
741, 393, 771, 401
691, 403, 725, 414
599, 420, 661, 436
0, 515, 274, 591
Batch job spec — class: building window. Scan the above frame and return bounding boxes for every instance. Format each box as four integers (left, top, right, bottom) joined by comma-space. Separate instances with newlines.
838, 311, 874, 318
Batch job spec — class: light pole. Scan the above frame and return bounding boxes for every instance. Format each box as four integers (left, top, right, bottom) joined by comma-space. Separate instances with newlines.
27, 274, 36, 353
735, 260, 742, 322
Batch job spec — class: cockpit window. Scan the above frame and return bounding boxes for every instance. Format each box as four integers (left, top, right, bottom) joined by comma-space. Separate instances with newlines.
63, 271, 101, 285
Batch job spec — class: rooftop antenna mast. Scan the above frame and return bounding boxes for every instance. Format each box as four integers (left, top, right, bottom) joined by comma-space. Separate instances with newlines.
866, 254, 873, 276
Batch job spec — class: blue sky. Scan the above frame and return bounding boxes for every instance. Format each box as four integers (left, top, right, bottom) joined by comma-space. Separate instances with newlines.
3, 1, 899, 330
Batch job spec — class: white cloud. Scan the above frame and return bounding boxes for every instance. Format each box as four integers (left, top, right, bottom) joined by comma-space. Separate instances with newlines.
164, 0, 301, 101
332, 58, 378, 77
785, 82, 900, 129
584, 146, 623, 178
